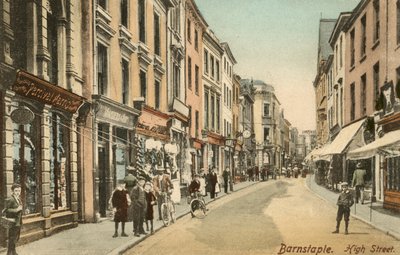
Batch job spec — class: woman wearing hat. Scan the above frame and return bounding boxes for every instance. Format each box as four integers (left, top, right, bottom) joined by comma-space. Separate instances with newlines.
110, 180, 131, 238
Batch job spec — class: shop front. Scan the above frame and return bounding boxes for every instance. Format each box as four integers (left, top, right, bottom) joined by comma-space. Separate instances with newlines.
92, 95, 139, 218
1, 71, 85, 245
206, 132, 225, 175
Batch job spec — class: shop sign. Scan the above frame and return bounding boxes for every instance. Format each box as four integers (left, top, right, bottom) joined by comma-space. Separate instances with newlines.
97, 104, 134, 128
12, 71, 83, 113
10, 106, 35, 125
137, 122, 169, 136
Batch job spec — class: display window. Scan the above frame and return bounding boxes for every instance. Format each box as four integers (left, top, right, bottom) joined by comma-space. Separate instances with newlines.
49, 113, 70, 210
12, 113, 40, 215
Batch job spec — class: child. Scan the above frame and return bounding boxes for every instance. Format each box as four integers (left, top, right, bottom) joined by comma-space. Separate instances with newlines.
332, 182, 354, 235
110, 180, 131, 237
144, 181, 157, 234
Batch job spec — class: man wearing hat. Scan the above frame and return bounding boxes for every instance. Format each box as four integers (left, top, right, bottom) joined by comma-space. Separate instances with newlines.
152, 169, 173, 220
332, 182, 354, 235
352, 162, 367, 204
131, 176, 146, 237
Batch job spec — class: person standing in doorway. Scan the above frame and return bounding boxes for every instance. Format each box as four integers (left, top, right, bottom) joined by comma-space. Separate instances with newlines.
209, 168, 218, 199
223, 167, 230, 193
332, 182, 354, 235
4, 183, 23, 255
352, 162, 367, 204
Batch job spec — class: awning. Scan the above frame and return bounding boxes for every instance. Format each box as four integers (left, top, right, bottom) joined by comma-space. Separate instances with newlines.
321, 119, 365, 156
305, 146, 331, 162
347, 130, 400, 160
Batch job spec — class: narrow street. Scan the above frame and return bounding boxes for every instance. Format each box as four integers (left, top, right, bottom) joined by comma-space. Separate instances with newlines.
125, 179, 400, 255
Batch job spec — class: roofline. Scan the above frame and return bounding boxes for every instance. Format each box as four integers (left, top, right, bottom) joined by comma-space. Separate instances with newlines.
186, 0, 208, 29
221, 42, 237, 64
203, 30, 224, 54
328, 12, 352, 47
344, 0, 370, 33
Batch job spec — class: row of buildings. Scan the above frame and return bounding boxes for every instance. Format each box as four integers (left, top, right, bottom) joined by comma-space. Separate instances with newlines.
0, 0, 313, 246
312, 0, 400, 212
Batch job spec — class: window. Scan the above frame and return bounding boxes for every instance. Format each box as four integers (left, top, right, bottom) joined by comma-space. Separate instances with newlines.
229, 89, 232, 108
264, 127, 269, 142
48, 3, 58, 83
398, 1, 400, 44
340, 87, 343, 126
50, 113, 70, 210
13, 113, 40, 215
122, 59, 129, 104
340, 36, 343, 68
396, 67, 400, 99
216, 60, 220, 81
335, 45, 338, 73
99, 0, 107, 9
139, 0, 146, 43
188, 57, 192, 89
350, 29, 355, 67
154, 13, 160, 56
224, 84, 227, 104
187, 19, 191, 42
97, 44, 108, 95
210, 55, 215, 78
211, 95, 215, 129
195, 111, 199, 137
204, 91, 209, 128
361, 74, 367, 115
264, 103, 270, 116
373, 62, 380, 106
195, 65, 199, 94
204, 50, 208, 74
224, 119, 226, 136
155, 80, 160, 110
121, 0, 128, 27
217, 98, 220, 131
361, 15, 366, 57
140, 70, 147, 99
373, 0, 380, 42
350, 83, 355, 121
174, 65, 180, 98
194, 30, 199, 51
387, 157, 400, 191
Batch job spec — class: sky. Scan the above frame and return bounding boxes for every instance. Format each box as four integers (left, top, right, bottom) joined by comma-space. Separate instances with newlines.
196, 0, 360, 132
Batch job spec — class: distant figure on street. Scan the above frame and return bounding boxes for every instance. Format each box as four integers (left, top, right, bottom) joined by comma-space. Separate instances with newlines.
144, 181, 156, 234
110, 180, 131, 238
124, 173, 136, 222
223, 168, 230, 193
352, 162, 367, 204
131, 177, 146, 237
199, 170, 207, 196
255, 166, 260, 181
3, 183, 23, 255
189, 173, 201, 195
248, 167, 254, 181
332, 182, 354, 235
209, 168, 218, 199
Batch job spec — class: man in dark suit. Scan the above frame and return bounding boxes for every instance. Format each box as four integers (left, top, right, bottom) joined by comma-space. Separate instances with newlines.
209, 168, 218, 199
131, 177, 146, 237
4, 183, 23, 255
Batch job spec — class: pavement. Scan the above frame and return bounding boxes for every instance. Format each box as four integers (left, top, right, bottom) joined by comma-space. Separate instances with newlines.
0, 180, 259, 255
306, 174, 400, 240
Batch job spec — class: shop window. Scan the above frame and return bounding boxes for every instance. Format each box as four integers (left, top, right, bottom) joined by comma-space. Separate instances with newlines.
49, 113, 70, 210
13, 114, 40, 215
387, 157, 400, 191
114, 128, 128, 183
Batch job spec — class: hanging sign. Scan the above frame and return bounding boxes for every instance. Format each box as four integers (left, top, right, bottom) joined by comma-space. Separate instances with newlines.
10, 106, 35, 125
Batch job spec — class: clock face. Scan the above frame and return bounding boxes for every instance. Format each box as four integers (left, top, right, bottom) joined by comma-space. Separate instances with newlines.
243, 130, 251, 139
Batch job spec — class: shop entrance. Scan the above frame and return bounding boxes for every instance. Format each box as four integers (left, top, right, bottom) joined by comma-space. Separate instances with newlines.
98, 146, 108, 217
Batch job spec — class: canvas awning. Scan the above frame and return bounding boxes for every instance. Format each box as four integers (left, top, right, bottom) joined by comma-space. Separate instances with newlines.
321, 119, 365, 156
306, 146, 331, 162
347, 130, 400, 160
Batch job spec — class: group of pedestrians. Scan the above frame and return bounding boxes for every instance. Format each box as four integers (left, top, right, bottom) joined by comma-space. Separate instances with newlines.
110, 169, 174, 238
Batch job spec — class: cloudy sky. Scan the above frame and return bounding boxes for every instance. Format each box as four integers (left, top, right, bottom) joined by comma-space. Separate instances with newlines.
196, 0, 360, 132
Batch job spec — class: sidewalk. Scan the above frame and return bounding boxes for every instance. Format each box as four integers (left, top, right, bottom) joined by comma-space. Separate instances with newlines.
0, 180, 258, 255
306, 174, 400, 240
